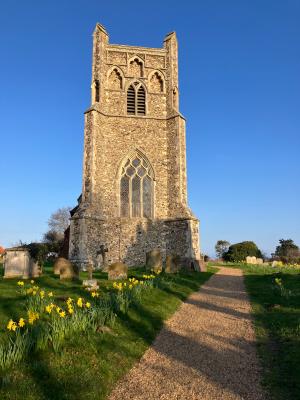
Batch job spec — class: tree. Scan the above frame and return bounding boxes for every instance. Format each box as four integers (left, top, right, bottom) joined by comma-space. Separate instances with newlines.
215, 240, 230, 259
47, 207, 71, 237
43, 207, 71, 256
274, 239, 300, 264
223, 241, 262, 262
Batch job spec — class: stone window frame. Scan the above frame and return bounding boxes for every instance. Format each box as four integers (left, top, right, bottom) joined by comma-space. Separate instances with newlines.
127, 55, 144, 78
126, 80, 147, 116
91, 79, 100, 103
117, 149, 155, 219
106, 66, 125, 91
147, 70, 166, 94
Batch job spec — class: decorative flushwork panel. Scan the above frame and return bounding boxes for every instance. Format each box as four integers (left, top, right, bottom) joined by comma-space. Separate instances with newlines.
146, 55, 166, 69
107, 50, 127, 65
108, 68, 123, 90
128, 57, 144, 77
149, 71, 164, 93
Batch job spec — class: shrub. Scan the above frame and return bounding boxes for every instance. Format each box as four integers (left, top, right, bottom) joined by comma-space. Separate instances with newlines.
223, 241, 262, 262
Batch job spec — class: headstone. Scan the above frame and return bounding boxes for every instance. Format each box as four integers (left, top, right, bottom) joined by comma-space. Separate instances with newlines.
108, 262, 128, 280
246, 256, 257, 264
53, 257, 66, 275
97, 244, 108, 271
82, 258, 99, 290
256, 258, 263, 265
4, 248, 42, 279
59, 258, 79, 280
146, 249, 162, 273
165, 254, 181, 273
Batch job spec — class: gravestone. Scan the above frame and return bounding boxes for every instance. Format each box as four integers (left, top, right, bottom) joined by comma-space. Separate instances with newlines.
82, 258, 99, 290
59, 258, 79, 280
108, 262, 128, 280
4, 248, 42, 279
256, 258, 263, 265
246, 256, 257, 264
96, 245, 109, 271
165, 254, 181, 273
53, 257, 67, 275
146, 249, 162, 273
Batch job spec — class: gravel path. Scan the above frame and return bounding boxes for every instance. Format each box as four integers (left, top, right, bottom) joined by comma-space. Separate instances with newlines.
108, 267, 266, 400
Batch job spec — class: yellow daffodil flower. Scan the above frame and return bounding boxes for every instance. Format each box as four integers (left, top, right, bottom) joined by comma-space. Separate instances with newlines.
86, 302, 91, 308
77, 298, 83, 308
17, 281, 24, 286
40, 290, 45, 299
59, 311, 66, 318
30, 280, 35, 284
18, 318, 26, 328
68, 307, 74, 314
48, 292, 53, 297
7, 319, 17, 331
45, 305, 52, 314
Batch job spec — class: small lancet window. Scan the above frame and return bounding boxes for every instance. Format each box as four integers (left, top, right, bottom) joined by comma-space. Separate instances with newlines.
120, 153, 154, 218
127, 82, 146, 116
95, 80, 100, 102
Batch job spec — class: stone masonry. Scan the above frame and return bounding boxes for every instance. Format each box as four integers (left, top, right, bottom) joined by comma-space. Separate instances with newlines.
69, 23, 200, 269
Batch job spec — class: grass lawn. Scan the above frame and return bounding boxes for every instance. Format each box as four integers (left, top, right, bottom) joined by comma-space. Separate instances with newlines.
210, 262, 300, 400
0, 263, 216, 400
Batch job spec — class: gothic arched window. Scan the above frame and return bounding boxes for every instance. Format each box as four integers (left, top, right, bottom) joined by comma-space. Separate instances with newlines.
120, 152, 154, 218
127, 82, 146, 116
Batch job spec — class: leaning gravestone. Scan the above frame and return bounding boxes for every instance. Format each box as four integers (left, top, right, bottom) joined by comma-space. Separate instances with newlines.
108, 262, 128, 280
256, 258, 263, 265
4, 248, 42, 279
165, 254, 181, 273
146, 249, 162, 273
59, 258, 79, 280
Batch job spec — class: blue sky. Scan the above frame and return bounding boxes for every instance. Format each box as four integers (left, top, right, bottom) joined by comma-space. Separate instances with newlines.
0, 1, 299, 256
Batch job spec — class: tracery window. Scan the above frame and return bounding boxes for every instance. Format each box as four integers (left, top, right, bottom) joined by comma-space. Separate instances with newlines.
120, 152, 154, 218
127, 82, 146, 115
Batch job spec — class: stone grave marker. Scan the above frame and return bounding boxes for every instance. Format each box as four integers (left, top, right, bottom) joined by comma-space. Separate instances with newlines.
165, 254, 181, 273
108, 262, 128, 280
59, 258, 79, 280
146, 249, 162, 273
4, 248, 42, 279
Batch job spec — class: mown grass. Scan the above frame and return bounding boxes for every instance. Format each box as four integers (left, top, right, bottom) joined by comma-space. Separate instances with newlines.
210, 262, 300, 400
0, 263, 216, 400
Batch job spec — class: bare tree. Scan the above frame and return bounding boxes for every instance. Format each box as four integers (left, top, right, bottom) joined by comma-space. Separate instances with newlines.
47, 207, 71, 236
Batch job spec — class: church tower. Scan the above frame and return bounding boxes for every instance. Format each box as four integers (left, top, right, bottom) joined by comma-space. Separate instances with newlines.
69, 23, 200, 268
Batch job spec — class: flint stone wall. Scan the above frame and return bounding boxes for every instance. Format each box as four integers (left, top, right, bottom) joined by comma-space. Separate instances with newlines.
69, 24, 200, 269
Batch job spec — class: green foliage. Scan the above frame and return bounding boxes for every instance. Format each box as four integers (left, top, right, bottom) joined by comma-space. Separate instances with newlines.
274, 239, 300, 264
223, 241, 262, 262
215, 240, 230, 259
24, 242, 48, 266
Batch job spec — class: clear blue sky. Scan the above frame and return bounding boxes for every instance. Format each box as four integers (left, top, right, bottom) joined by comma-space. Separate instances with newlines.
0, 1, 299, 256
